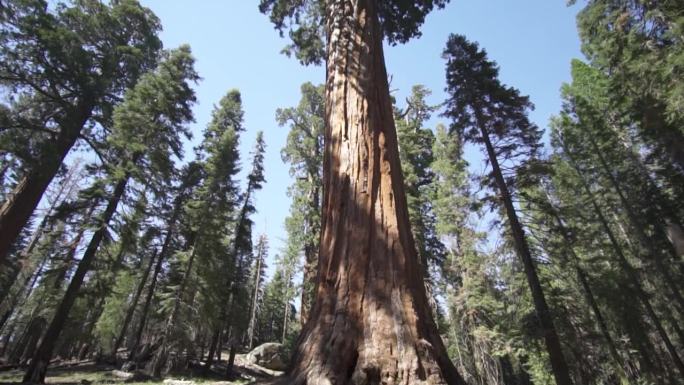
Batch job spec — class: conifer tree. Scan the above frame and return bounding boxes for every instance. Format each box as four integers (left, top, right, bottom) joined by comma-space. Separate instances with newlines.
258, 258, 295, 346
443, 34, 572, 385
23, 45, 198, 383
573, 0, 684, 173
225, 132, 266, 370
151, 90, 245, 377
0, 162, 83, 306
203, 130, 266, 376
261, 1, 463, 381
277, 83, 324, 325
92, 192, 150, 355
551, 118, 684, 378
395, 85, 447, 304
0, 0, 163, 264
127, 162, 203, 362
247, 234, 269, 350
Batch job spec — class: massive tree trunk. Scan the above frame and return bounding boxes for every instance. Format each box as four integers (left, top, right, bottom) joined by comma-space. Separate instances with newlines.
478, 124, 573, 385
0, 106, 92, 266
283, 2, 464, 384
23, 175, 128, 384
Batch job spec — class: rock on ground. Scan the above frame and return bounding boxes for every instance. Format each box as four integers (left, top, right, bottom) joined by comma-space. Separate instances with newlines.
245, 343, 287, 371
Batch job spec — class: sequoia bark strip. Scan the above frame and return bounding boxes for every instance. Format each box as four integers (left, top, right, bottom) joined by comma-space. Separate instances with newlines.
284, 1, 464, 384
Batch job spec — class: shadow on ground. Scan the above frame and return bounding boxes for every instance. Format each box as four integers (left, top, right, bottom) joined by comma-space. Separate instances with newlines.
0, 356, 282, 385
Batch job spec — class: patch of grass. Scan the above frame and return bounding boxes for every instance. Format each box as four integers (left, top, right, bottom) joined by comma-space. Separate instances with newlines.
0, 369, 24, 383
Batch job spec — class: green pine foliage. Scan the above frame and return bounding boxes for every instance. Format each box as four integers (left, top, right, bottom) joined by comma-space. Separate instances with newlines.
278, 82, 324, 324
395, 85, 447, 277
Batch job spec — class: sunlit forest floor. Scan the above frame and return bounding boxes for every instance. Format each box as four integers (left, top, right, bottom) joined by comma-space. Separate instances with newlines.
0, 353, 281, 385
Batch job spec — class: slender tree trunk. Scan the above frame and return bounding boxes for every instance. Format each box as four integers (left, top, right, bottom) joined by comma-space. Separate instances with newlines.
50, 206, 94, 291
0, 310, 12, 339
478, 123, 573, 385
0, 251, 49, 335
0, 161, 11, 192
226, 341, 237, 376
213, 183, 256, 361
216, 328, 223, 363
22, 175, 128, 384
128, 201, 183, 362
151, 240, 198, 378
204, 329, 220, 374
247, 239, 265, 350
300, 238, 316, 327
667, 223, 684, 257
111, 249, 158, 357
281, 279, 290, 345
284, 2, 464, 384
563, 145, 684, 375
544, 201, 637, 384
0, 107, 92, 266
0, 163, 83, 305
73, 296, 105, 361
300, 181, 320, 325
0, 209, 51, 305
75, 242, 130, 354
578, 265, 635, 381
0, 321, 17, 357
10, 317, 47, 366
587, 134, 684, 310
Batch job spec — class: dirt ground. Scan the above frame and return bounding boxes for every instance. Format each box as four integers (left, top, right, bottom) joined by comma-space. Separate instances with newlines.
0, 354, 282, 385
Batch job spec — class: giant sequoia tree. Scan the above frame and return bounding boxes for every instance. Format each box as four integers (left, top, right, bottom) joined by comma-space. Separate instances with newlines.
260, 1, 464, 383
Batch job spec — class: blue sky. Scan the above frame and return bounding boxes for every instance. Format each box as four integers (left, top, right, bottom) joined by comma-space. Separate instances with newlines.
139, 0, 585, 279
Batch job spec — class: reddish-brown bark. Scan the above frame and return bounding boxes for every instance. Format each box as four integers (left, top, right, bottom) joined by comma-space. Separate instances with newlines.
282, 1, 464, 384
0, 106, 92, 267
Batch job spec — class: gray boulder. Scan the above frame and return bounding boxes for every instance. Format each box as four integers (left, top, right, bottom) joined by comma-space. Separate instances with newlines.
245, 343, 287, 371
